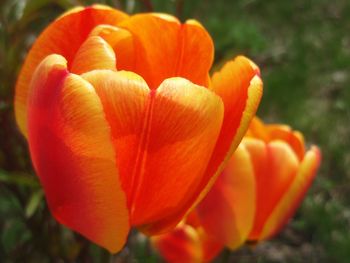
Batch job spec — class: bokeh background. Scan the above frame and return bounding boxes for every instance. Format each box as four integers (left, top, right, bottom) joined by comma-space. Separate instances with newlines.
1, 0, 350, 262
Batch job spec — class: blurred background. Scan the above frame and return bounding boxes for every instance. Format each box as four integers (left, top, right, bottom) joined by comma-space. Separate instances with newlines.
0, 0, 350, 262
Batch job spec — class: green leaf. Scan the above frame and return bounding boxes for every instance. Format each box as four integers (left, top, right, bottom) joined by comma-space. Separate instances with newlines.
1, 219, 31, 254
0, 170, 39, 188
25, 189, 44, 218
22, 0, 53, 17
0, 186, 23, 217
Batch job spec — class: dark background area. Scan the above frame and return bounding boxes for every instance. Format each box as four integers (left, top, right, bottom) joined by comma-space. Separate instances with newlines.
1, 0, 350, 262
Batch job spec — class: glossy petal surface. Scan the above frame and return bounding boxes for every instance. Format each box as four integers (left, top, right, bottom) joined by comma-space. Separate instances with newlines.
191, 56, 263, 212
247, 118, 305, 161
89, 25, 135, 71
134, 78, 223, 227
207, 56, 262, 176
15, 5, 128, 135
27, 55, 129, 253
260, 146, 321, 240
82, 69, 149, 212
70, 36, 116, 74
82, 72, 224, 229
119, 14, 214, 89
146, 56, 262, 234
197, 144, 255, 249
266, 125, 305, 161
246, 139, 299, 240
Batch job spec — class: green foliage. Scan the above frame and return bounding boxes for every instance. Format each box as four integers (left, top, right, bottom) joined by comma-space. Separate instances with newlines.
1, 0, 349, 262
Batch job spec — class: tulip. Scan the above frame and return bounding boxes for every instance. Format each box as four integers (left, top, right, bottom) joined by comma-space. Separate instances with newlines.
152, 212, 224, 263
196, 118, 321, 248
15, 5, 263, 252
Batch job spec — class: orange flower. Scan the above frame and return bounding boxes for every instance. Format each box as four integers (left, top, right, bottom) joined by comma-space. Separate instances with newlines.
152, 212, 223, 263
196, 117, 321, 248
14, 5, 262, 253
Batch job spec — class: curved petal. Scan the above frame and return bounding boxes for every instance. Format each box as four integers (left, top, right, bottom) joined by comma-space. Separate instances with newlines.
145, 56, 262, 234
27, 55, 129, 253
245, 139, 299, 241
83, 71, 224, 231
247, 118, 306, 161
89, 25, 135, 71
207, 56, 262, 178
175, 19, 214, 88
133, 78, 223, 227
152, 224, 203, 263
266, 125, 305, 161
15, 5, 128, 136
70, 36, 116, 74
245, 117, 269, 141
190, 57, 263, 211
119, 14, 214, 89
196, 144, 255, 250
81, 70, 149, 213
260, 146, 321, 240
197, 227, 224, 262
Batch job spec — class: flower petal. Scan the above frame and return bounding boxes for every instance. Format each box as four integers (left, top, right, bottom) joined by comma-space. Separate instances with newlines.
245, 139, 299, 241
188, 56, 263, 212
119, 14, 214, 89
15, 5, 128, 136
207, 56, 262, 177
89, 25, 135, 71
260, 146, 321, 240
196, 144, 256, 250
27, 55, 129, 253
83, 71, 224, 231
245, 117, 270, 141
81, 69, 149, 213
133, 78, 223, 228
152, 224, 203, 263
70, 36, 116, 74
266, 125, 305, 161
197, 227, 224, 262
144, 56, 262, 234
247, 118, 305, 161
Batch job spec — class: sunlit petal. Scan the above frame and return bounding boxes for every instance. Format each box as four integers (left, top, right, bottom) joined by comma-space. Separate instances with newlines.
119, 14, 214, 89
246, 139, 299, 240
197, 144, 255, 249
27, 55, 129, 253
70, 36, 116, 74
260, 146, 321, 240
15, 6, 128, 136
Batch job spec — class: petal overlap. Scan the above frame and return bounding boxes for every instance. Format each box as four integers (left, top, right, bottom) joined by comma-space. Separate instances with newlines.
260, 146, 321, 240
71, 36, 116, 74
195, 117, 321, 249
83, 71, 224, 228
190, 56, 263, 212
152, 222, 224, 263
246, 138, 299, 240
197, 144, 256, 249
119, 14, 214, 89
89, 25, 135, 71
15, 5, 128, 136
27, 55, 129, 253
16, 4, 264, 253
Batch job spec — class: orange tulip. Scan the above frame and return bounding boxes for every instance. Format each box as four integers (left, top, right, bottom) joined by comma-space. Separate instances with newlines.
152, 212, 223, 263
196, 117, 321, 248
15, 5, 263, 252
